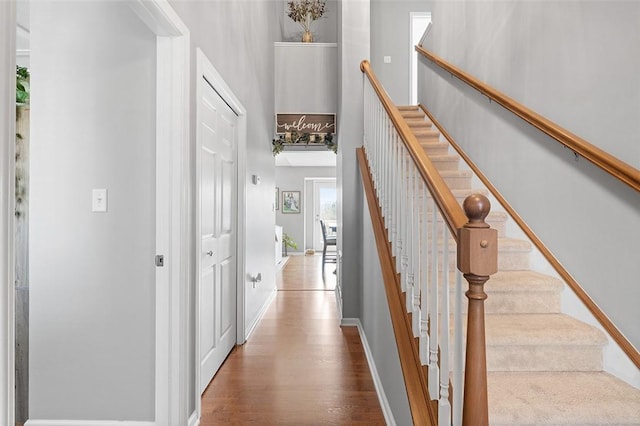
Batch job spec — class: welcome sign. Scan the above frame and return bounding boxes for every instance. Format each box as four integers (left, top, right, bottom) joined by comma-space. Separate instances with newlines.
276, 113, 336, 135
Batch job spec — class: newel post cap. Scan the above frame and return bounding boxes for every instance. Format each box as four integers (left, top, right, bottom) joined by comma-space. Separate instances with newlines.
458, 194, 498, 276
463, 193, 491, 228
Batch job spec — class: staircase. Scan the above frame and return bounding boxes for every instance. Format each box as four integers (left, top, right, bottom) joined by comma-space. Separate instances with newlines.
398, 105, 640, 425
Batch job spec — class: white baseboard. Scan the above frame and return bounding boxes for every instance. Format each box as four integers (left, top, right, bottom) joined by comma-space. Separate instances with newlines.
350, 319, 397, 426
244, 287, 277, 341
340, 317, 359, 327
26, 421, 155, 426
188, 410, 200, 426
275, 256, 290, 272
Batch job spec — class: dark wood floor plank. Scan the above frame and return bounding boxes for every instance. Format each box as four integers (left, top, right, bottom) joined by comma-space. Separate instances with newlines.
200, 255, 386, 425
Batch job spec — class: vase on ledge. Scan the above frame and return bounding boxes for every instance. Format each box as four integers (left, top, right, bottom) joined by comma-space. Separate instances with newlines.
302, 30, 313, 43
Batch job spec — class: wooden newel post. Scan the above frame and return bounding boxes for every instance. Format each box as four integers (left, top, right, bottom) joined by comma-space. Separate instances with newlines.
458, 194, 497, 426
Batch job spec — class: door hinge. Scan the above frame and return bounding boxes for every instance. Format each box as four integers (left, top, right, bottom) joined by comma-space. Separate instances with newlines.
155, 255, 164, 267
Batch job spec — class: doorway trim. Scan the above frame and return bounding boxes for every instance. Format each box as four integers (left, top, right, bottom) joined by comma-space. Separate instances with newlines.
1, 2, 17, 425
409, 11, 432, 105
195, 47, 247, 424
128, 1, 190, 425
304, 178, 337, 252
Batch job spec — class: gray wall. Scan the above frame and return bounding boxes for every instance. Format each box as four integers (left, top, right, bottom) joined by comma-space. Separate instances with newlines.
419, 1, 640, 349
371, 0, 431, 105
275, 42, 338, 116
275, 166, 337, 251
337, 0, 370, 319
361, 193, 412, 425
168, 0, 279, 416
30, 2, 156, 420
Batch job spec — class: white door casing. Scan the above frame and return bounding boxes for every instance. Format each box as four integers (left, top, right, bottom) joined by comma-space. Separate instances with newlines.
1, 1, 190, 424
197, 73, 238, 394
128, 2, 190, 425
312, 179, 337, 252
409, 12, 431, 105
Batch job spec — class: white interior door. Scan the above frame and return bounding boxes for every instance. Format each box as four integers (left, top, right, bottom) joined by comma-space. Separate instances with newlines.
312, 179, 337, 251
198, 75, 238, 394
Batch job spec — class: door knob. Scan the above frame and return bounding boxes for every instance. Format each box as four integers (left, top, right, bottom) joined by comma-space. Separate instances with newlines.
206, 251, 213, 256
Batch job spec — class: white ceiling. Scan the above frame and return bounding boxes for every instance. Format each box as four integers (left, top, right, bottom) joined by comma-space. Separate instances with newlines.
275, 151, 337, 167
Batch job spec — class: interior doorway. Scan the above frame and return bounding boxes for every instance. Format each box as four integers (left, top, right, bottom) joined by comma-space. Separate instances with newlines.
409, 12, 432, 104
311, 179, 337, 252
304, 177, 337, 253
7, 2, 191, 424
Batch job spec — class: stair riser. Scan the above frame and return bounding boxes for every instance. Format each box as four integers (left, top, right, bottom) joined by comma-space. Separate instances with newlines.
433, 159, 461, 172
407, 250, 530, 272
407, 121, 432, 129
452, 292, 561, 314
402, 155, 460, 171
407, 172, 470, 187
486, 346, 603, 372
414, 216, 506, 236
414, 131, 440, 140
442, 174, 471, 189
420, 144, 449, 156
497, 251, 530, 271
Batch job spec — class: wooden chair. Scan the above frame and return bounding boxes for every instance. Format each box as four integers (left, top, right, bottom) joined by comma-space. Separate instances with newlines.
320, 220, 337, 270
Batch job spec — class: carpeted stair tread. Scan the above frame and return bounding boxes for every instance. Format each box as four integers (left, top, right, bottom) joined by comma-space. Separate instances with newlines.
427, 154, 461, 171
406, 118, 433, 128
487, 270, 563, 292
397, 105, 420, 112
413, 128, 440, 137
487, 371, 640, 425
485, 313, 607, 346
399, 110, 425, 119
395, 107, 638, 423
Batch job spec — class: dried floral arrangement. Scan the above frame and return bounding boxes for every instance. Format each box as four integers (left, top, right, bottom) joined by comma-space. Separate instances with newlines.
287, 0, 326, 34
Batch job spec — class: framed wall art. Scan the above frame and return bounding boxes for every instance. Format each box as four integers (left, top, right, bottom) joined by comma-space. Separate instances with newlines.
282, 191, 301, 214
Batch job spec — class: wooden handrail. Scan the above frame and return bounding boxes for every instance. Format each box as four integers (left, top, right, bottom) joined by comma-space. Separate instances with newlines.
416, 45, 640, 192
419, 104, 640, 369
360, 60, 467, 238
357, 148, 437, 425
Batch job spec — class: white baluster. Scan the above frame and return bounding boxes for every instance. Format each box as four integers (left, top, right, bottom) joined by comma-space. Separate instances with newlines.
453, 270, 464, 426
429, 204, 440, 399
412, 177, 422, 338
405, 164, 414, 313
420, 192, 432, 365
397, 145, 405, 280
439, 222, 452, 426
389, 130, 395, 248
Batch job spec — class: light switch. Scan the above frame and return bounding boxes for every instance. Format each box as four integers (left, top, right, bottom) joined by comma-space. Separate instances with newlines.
384, 56, 392, 64
92, 189, 108, 212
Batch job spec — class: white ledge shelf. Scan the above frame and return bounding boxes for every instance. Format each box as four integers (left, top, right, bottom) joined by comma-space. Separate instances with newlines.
274, 42, 337, 48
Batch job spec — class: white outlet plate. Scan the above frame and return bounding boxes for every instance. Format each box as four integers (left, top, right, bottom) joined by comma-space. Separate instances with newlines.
383, 55, 391, 64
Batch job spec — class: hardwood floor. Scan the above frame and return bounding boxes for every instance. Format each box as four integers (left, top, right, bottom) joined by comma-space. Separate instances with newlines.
201, 255, 385, 425
277, 253, 337, 291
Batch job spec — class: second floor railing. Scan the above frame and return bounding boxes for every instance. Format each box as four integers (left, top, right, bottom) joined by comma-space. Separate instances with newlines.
360, 60, 498, 425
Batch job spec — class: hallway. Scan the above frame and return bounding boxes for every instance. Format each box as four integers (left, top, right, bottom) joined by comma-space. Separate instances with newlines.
200, 255, 386, 425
